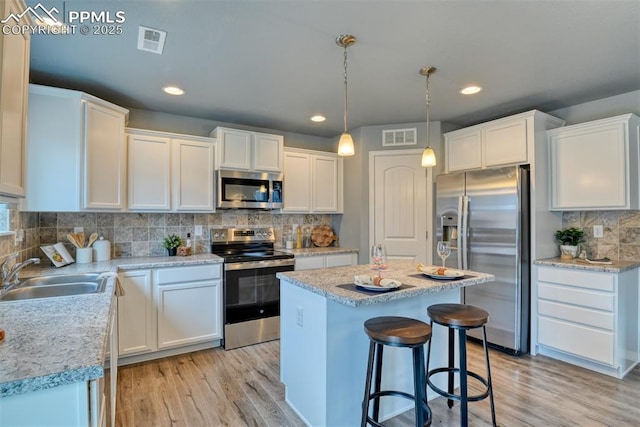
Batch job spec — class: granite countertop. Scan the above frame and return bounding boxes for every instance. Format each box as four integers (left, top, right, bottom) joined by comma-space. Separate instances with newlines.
534, 257, 640, 273
281, 246, 359, 257
0, 254, 223, 399
277, 261, 495, 307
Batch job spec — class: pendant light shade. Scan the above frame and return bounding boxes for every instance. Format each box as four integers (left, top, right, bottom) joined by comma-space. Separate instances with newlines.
338, 133, 355, 156
336, 34, 356, 157
421, 147, 436, 167
419, 66, 437, 168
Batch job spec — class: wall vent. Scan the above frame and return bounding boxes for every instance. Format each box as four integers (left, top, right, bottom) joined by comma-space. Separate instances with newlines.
137, 26, 167, 54
382, 128, 417, 147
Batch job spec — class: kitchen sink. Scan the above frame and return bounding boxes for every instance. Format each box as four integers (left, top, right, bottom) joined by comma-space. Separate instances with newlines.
0, 273, 107, 301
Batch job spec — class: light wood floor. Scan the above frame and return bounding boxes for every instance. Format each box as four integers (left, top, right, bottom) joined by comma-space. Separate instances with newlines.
113, 340, 640, 426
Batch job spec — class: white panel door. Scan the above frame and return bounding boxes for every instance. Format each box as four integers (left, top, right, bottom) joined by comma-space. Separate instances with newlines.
172, 138, 215, 211
253, 132, 283, 172
282, 151, 312, 212
127, 134, 171, 210
312, 155, 339, 212
370, 150, 429, 262
0, 4, 29, 198
84, 101, 125, 210
156, 280, 222, 348
217, 128, 252, 170
117, 270, 155, 356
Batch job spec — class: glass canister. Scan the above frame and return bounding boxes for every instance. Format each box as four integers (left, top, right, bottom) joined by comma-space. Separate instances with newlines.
302, 226, 312, 248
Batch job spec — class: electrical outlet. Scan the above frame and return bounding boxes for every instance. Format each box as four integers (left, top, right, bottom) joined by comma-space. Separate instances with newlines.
14, 229, 23, 245
194, 225, 203, 236
74, 226, 83, 233
593, 225, 603, 238
296, 307, 303, 327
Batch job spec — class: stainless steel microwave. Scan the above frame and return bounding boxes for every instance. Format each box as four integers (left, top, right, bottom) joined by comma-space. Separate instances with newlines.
216, 170, 283, 209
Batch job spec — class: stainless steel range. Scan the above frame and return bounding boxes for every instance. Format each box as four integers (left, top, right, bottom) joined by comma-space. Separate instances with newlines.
211, 228, 295, 350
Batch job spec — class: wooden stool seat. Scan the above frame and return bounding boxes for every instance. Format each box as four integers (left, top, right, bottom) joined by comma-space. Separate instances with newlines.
427, 303, 489, 328
364, 316, 432, 346
426, 304, 497, 427
361, 316, 432, 427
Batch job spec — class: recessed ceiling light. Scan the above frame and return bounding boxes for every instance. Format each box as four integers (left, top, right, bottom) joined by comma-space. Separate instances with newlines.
460, 86, 482, 95
163, 86, 184, 96
310, 115, 326, 122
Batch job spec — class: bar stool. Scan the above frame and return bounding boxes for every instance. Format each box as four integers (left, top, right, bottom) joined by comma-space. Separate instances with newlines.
425, 304, 497, 427
361, 316, 433, 427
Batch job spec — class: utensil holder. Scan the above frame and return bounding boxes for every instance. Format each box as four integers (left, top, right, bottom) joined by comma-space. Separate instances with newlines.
76, 247, 93, 264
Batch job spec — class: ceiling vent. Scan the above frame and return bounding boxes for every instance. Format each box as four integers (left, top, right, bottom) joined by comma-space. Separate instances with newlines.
137, 26, 167, 54
382, 128, 417, 147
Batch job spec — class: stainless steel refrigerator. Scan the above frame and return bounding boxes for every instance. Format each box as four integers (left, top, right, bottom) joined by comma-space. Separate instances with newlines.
435, 165, 530, 354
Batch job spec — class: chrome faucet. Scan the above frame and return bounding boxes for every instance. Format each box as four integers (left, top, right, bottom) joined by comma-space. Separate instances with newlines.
0, 253, 40, 288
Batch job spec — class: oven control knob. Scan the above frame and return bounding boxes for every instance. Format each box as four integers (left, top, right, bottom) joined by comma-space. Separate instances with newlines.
260, 309, 264, 314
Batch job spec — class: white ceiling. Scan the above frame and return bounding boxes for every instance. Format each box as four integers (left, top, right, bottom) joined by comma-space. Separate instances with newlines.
27, 0, 640, 138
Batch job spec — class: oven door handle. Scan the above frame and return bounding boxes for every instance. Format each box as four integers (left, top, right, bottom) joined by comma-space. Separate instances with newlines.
224, 258, 295, 271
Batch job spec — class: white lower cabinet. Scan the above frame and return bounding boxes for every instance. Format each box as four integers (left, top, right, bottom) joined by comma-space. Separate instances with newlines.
294, 252, 357, 271
535, 265, 639, 378
117, 264, 222, 362
155, 265, 222, 349
117, 270, 155, 356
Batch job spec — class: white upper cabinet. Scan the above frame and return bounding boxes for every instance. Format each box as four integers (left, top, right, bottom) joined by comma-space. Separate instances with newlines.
25, 84, 128, 212
548, 114, 640, 211
172, 137, 215, 211
445, 128, 482, 171
445, 110, 564, 173
0, 0, 29, 198
282, 150, 312, 212
84, 102, 127, 210
211, 126, 283, 172
127, 129, 215, 212
312, 154, 340, 212
128, 133, 171, 210
282, 148, 343, 213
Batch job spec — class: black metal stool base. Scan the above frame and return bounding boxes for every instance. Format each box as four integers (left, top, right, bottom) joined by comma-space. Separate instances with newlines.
427, 366, 491, 402
361, 317, 433, 427
425, 304, 497, 427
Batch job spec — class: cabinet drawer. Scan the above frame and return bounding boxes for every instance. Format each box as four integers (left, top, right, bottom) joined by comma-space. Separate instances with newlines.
155, 264, 222, 284
538, 283, 614, 311
538, 267, 614, 292
538, 300, 614, 330
538, 316, 614, 366
295, 256, 325, 271
325, 253, 354, 268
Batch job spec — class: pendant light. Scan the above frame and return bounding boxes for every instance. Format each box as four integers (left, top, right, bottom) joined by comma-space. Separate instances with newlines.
419, 66, 437, 168
336, 34, 356, 156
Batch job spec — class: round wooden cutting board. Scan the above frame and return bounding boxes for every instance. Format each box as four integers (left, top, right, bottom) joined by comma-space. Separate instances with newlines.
311, 225, 336, 247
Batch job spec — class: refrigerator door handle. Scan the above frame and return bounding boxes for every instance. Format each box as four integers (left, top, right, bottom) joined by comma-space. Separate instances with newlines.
461, 195, 469, 270
456, 195, 464, 269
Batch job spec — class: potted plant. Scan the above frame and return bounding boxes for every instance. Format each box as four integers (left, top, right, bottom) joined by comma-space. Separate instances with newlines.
162, 234, 182, 256
555, 227, 585, 259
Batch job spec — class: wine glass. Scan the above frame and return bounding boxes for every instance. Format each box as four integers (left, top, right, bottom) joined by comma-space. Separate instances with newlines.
436, 241, 451, 267
371, 244, 387, 275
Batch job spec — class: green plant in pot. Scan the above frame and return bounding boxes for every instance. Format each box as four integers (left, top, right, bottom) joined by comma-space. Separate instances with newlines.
162, 234, 182, 256
555, 227, 585, 259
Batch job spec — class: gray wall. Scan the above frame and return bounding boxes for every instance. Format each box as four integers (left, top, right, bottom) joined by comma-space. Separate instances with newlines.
549, 89, 639, 123
127, 108, 336, 152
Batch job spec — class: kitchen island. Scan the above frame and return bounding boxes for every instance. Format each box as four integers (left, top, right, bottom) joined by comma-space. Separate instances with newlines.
277, 262, 495, 427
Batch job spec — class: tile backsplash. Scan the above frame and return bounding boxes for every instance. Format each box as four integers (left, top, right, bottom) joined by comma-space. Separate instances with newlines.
4, 210, 335, 262
562, 210, 640, 261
